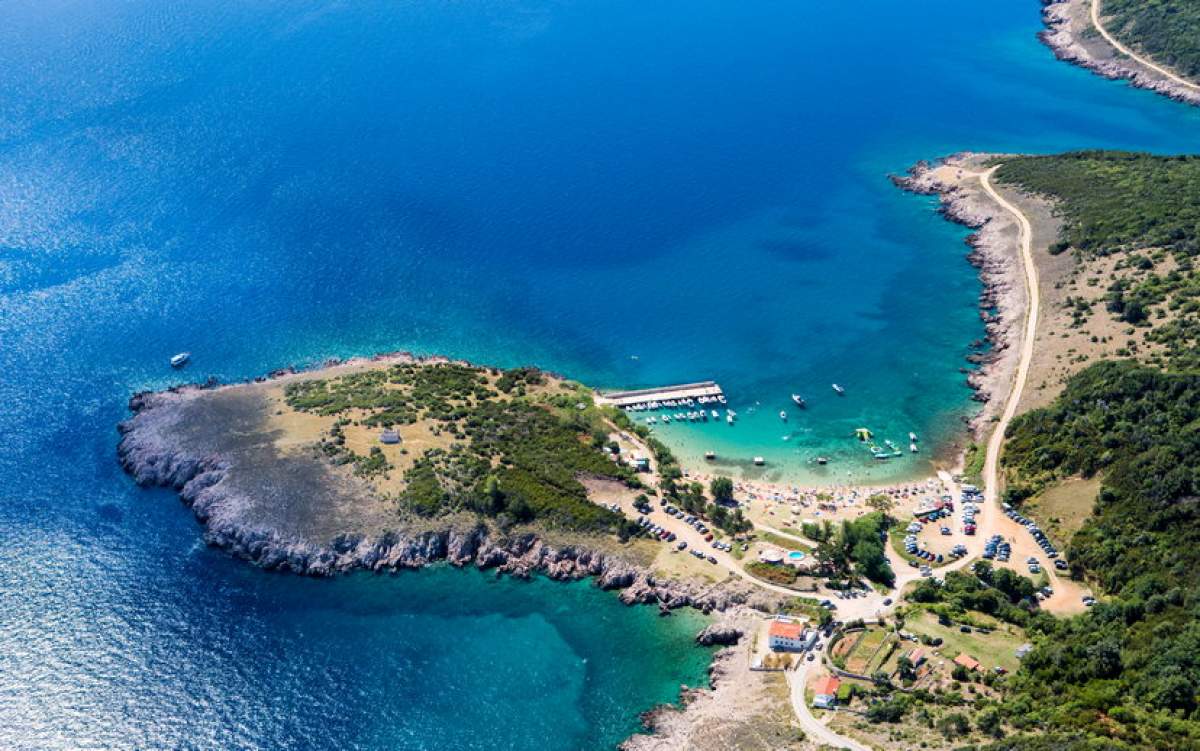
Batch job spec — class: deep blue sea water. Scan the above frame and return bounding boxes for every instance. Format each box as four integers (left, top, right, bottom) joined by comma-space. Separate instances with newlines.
2, 0, 1199, 747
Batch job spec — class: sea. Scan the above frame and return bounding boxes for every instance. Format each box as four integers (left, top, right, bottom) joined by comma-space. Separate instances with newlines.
1, 0, 1197, 747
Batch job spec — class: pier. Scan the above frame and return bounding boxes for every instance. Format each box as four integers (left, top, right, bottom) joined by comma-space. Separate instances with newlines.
595, 380, 724, 409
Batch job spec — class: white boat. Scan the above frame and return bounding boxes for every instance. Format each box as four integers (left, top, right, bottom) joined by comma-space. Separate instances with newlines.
832, 383, 845, 395
753, 456, 765, 466
711, 410, 719, 419
717, 394, 726, 404
909, 431, 918, 442
170, 352, 190, 368
779, 410, 787, 421
791, 394, 806, 408
910, 442, 919, 453
662, 415, 671, 424
726, 414, 734, 424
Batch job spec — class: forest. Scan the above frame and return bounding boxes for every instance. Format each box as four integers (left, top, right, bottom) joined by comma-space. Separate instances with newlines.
1104, 0, 1200, 80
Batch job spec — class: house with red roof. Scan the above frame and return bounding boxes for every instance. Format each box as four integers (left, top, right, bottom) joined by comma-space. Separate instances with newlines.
953, 653, 981, 672
768, 620, 809, 652
813, 675, 841, 709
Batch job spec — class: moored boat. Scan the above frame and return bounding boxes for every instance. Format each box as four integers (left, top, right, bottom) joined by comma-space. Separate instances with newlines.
831, 383, 845, 395
791, 394, 806, 408
170, 352, 190, 368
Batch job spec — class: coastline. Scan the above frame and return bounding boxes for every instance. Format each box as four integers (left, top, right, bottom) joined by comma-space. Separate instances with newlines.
1039, 0, 1200, 107
890, 153, 1028, 443
116, 377, 778, 615
117, 365, 793, 749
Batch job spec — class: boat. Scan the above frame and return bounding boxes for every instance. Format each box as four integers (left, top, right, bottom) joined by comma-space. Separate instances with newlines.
726, 414, 734, 424
779, 410, 788, 421
705, 451, 716, 461
169, 352, 190, 368
753, 456, 765, 466
816, 456, 829, 465
646, 417, 656, 425
717, 394, 726, 404
711, 410, 719, 419
662, 415, 671, 424
831, 383, 845, 395
909, 431, 918, 442
910, 442, 919, 453
791, 394, 806, 408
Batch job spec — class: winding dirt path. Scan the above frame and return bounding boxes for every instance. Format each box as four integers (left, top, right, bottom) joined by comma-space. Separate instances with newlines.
977, 166, 1038, 517
1089, 0, 1200, 93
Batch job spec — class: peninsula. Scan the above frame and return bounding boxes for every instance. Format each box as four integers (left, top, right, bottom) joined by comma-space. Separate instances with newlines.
1042, 0, 1200, 106
120, 139, 1200, 751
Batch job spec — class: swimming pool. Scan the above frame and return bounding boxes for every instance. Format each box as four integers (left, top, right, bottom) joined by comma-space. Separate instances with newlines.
787, 551, 806, 561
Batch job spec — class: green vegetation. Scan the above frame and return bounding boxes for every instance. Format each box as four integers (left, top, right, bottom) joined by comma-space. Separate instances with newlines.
286, 363, 637, 534
1105, 0, 1200, 80
815, 512, 895, 587
908, 563, 1044, 629
745, 561, 799, 586
995, 152, 1200, 367
963, 441, 986, 486
978, 359, 1200, 748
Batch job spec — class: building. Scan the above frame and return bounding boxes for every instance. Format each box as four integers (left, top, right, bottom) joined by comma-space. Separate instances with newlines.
954, 653, 981, 672
379, 429, 401, 444
813, 676, 841, 709
632, 456, 650, 472
905, 648, 926, 667
768, 621, 806, 652
1015, 643, 1033, 660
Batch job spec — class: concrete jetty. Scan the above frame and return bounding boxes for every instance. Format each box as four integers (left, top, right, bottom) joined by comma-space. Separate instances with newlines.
595, 381, 724, 408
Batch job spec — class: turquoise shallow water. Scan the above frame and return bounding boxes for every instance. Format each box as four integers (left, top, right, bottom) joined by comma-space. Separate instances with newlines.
2, 0, 1200, 747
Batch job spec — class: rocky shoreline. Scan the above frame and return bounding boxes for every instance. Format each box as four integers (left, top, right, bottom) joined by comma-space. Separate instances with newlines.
117, 371, 781, 749
891, 154, 1027, 437
1039, 0, 1200, 107
117, 386, 776, 615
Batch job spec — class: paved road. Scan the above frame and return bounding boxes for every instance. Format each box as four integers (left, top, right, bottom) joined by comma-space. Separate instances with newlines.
787, 661, 871, 751
1089, 0, 1200, 92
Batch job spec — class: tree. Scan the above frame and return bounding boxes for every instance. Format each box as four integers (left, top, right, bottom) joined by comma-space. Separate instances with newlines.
865, 697, 908, 723
709, 475, 735, 504
866, 492, 894, 517
976, 706, 1004, 738
937, 712, 970, 739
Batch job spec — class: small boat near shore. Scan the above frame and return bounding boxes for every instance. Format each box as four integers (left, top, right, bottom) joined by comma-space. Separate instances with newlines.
779, 410, 787, 422
791, 394, 806, 408
170, 352, 190, 368
831, 383, 845, 395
